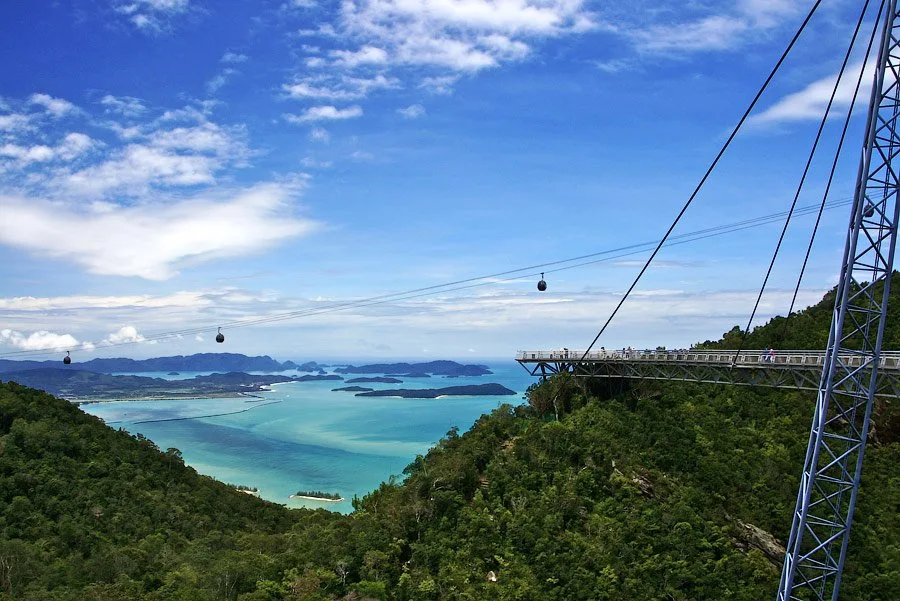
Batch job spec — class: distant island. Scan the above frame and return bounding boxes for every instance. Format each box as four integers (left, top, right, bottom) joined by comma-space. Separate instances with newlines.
346, 376, 403, 384
0, 355, 508, 402
0, 353, 300, 375
290, 490, 343, 502
1, 370, 328, 401
355, 383, 515, 398
294, 361, 329, 372
335, 360, 491, 377
295, 374, 343, 382
393, 372, 431, 378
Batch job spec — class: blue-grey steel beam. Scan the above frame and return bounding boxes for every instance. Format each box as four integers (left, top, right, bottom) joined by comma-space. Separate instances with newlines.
775, 1, 900, 598
515, 350, 900, 399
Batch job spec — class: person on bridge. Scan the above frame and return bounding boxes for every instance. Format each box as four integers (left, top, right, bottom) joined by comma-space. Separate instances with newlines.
768, 348, 776, 363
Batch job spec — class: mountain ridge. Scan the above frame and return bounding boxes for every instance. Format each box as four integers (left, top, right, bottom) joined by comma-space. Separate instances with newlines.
0, 352, 300, 374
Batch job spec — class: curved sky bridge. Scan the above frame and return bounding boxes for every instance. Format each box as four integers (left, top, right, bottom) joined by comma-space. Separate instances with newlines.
516, 349, 900, 400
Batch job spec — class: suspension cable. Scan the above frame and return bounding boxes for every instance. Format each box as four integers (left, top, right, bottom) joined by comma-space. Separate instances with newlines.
579, 0, 825, 361
779, 2, 884, 343
732, 0, 877, 364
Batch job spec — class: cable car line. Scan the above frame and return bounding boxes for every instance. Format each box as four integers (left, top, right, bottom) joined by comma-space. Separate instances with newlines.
0, 196, 853, 360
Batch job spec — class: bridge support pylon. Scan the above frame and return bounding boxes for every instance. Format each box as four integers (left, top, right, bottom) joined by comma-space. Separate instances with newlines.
777, 3, 900, 600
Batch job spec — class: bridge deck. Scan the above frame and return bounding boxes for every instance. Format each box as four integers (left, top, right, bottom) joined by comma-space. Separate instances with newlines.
516, 349, 900, 399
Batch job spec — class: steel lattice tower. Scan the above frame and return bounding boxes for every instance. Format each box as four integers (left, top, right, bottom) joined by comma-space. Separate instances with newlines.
777, 1, 900, 599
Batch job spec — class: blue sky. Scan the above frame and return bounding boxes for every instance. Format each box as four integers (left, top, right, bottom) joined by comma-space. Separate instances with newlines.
0, 0, 877, 361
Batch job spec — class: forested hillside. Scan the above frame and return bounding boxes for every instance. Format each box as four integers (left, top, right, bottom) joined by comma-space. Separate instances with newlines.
697, 271, 900, 350
2, 282, 899, 599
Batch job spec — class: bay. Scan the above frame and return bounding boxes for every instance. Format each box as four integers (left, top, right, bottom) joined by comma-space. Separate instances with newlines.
81, 361, 536, 513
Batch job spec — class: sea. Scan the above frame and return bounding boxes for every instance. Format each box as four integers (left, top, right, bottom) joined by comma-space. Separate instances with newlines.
80, 361, 536, 513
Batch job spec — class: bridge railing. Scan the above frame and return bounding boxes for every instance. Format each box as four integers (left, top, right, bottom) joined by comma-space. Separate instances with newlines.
516, 349, 900, 371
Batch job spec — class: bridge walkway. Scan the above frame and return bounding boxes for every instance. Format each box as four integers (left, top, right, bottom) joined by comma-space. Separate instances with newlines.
516, 349, 900, 399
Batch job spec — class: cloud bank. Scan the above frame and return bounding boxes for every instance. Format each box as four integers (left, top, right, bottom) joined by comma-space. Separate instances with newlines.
0, 182, 320, 280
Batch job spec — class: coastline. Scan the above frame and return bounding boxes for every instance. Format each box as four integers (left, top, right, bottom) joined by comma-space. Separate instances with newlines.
289, 494, 345, 502
73, 391, 265, 404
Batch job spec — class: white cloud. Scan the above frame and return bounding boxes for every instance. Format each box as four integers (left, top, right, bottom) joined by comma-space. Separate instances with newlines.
0, 143, 55, 164
284, 105, 364, 123
283, 74, 400, 101
330, 45, 390, 67
625, 0, 800, 54
630, 15, 749, 53
1, 328, 82, 351
309, 127, 331, 142
0, 132, 95, 166
64, 144, 219, 194
334, 0, 595, 72
150, 121, 240, 152
113, 0, 191, 31
397, 104, 426, 119
59, 120, 247, 197
0, 291, 210, 311
108, 123, 143, 140
297, 23, 339, 37
300, 157, 333, 168
221, 52, 248, 63
58, 133, 96, 160
29, 93, 77, 117
751, 60, 873, 125
101, 94, 147, 116
480, 33, 530, 60
207, 69, 238, 94
593, 58, 629, 74
0, 182, 320, 280
105, 325, 147, 344
739, 0, 798, 27
350, 150, 375, 161
0, 113, 32, 132
419, 75, 459, 94
284, 82, 359, 101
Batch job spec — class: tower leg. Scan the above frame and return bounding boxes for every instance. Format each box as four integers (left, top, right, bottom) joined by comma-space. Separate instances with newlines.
777, 3, 900, 600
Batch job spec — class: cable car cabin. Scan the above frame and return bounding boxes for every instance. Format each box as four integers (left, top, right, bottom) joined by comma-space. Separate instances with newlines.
216, 328, 225, 343
63, 351, 71, 365
537, 272, 547, 292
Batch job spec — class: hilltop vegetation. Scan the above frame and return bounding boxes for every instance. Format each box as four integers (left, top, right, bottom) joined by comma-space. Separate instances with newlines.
3, 375, 897, 600
1, 282, 898, 600
697, 271, 900, 350
0, 382, 295, 599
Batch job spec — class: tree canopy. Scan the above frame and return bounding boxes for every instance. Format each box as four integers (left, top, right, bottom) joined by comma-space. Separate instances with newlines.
1, 280, 898, 599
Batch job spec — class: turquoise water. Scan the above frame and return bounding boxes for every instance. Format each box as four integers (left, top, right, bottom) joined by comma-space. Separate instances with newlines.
82, 362, 535, 513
